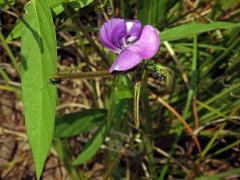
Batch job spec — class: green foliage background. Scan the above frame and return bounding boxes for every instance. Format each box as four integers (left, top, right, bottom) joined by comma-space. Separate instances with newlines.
0, 0, 240, 179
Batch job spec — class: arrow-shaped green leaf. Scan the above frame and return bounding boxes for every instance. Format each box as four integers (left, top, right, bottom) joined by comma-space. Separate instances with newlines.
21, 0, 57, 179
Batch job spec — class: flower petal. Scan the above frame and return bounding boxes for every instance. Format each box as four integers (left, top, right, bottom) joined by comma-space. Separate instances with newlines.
127, 25, 160, 59
109, 49, 143, 73
99, 18, 126, 53
126, 20, 142, 39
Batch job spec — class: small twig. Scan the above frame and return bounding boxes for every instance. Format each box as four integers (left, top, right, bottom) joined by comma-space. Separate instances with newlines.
154, 146, 189, 173
141, 162, 150, 178
192, 97, 199, 129
0, 126, 27, 139
0, 9, 19, 18
56, 103, 90, 111
184, 0, 208, 22
0, 126, 58, 156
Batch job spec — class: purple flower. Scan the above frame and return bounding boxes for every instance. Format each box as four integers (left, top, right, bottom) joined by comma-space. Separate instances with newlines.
99, 18, 160, 73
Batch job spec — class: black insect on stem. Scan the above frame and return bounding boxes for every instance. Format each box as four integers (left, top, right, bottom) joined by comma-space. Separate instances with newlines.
40, 77, 62, 91
49, 77, 62, 85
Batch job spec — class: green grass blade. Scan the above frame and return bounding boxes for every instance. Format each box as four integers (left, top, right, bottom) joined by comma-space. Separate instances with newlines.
73, 124, 106, 165
212, 140, 240, 157
195, 168, 240, 180
53, 138, 83, 179
183, 35, 198, 119
0, 66, 11, 85
196, 101, 228, 119
138, 0, 167, 27
204, 83, 240, 106
21, 0, 57, 179
201, 124, 226, 158
160, 22, 240, 42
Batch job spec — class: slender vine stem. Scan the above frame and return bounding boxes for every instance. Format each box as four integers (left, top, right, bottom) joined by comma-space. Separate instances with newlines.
0, 31, 20, 75
49, 70, 113, 83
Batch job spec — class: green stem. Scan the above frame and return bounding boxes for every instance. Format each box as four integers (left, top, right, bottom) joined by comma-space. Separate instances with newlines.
50, 70, 113, 82
0, 66, 11, 85
183, 35, 198, 118
0, 31, 20, 76
0, 84, 21, 97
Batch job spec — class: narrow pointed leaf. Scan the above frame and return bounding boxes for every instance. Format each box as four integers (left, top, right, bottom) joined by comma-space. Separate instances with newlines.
138, 0, 167, 27
73, 125, 106, 165
160, 22, 240, 42
54, 109, 107, 138
21, 0, 57, 179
